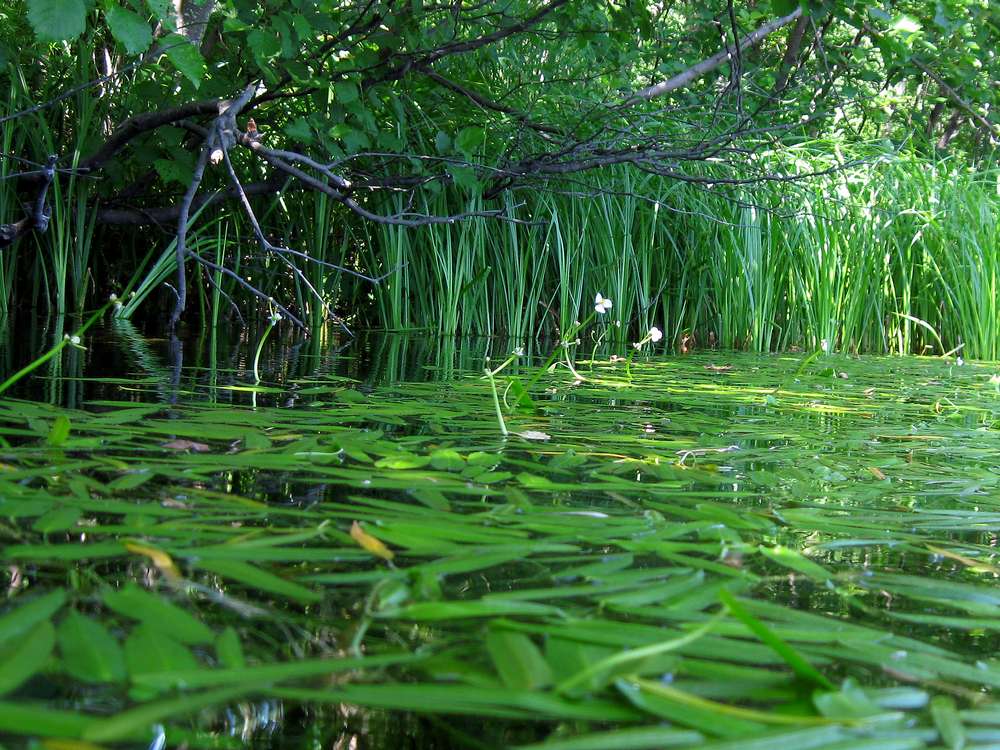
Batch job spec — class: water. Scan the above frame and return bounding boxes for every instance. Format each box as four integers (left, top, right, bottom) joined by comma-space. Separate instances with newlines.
1, 321, 999, 748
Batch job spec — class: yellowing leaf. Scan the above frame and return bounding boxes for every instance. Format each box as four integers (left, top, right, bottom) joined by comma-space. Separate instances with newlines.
927, 544, 1000, 575
162, 439, 211, 452
350, 521, 394, 561
125, 542, 181, 581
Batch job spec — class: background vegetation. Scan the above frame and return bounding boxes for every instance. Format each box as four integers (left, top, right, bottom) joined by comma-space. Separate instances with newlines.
0, 0, 997, 355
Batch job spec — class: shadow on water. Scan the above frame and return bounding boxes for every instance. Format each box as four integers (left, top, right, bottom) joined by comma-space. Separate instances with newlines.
1, 314, 1000, 748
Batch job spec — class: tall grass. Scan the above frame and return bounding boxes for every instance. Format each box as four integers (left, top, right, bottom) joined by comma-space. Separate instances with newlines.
337, 149, 998, 359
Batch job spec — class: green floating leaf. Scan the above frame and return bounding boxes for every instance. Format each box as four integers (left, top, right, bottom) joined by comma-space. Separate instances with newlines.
57, 610, 126, 684
486, 629, 553, 690
197, 559, 322, 604
429, 449, 465, 472
514, 725, 703, 750
930, 695, 965, 750
615, 678, 765, 738
132, 652, 421, 691
103, 584, 214, 645
277, 683, 640, 721
758, 545, 831, 582
378, 599, 562, 620
719, 589, 833, 690
812, 679, 881, 719
0, 619, 55, 695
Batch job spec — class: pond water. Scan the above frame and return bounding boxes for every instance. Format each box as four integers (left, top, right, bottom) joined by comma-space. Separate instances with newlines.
1, 322, 1000, 749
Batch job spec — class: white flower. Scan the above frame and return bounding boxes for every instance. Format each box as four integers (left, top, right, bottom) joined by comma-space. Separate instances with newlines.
210, 148, 224, 165
956, 357, 965, 366
69, 335, 81, 345
820, 339, 830, 353
268, 311, 283, 325
649, 326, 663, 343
594, 293, 613, 315
109, 293, 118, 302
512, 347, 525, 357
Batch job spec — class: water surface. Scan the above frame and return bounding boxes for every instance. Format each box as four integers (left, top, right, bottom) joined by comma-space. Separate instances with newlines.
1, 324, 999, 749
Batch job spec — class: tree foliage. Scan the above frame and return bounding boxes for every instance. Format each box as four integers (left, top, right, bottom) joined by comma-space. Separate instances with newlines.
0, 0, 996, 324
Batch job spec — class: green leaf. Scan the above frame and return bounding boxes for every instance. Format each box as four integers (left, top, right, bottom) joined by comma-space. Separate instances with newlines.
197, 559, 322, 604
930, 695, 965, 750
124, 626, 199, 679
248, 28, 281, 71
770, 0, 800, 15
57, 611, 126, 684
430, 449, 464, 472
84, 686, 250, 742
377, 600, 562, 620
31, 506, 82, 533
334, 81, 359, 104
153, 156, 195, 187
46, 415, 70, 446
131, 652, 421, 691
105, 6, 152, 55
719, 590, 833, 690
27, 0, 86, 42
757, 545, 831, 582
145, 0, 173, 25
0, 589, 66, 644
615, 678, 764, 737
215, 627, 245, 669
0, 701, 98, 738
285, 117, 314, 144
163, 34, 205, 88
812, 679, 881, 719
513, 725, 703, 750
455, 126, 485, 155
448, 165, 479, 192
507, 377, 536, 413
486, 629, 553, 689
102, 585, 214, 645
0, 620, 55, 695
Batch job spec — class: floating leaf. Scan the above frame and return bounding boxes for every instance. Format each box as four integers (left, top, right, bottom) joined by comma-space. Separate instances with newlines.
486, 629, 553, 690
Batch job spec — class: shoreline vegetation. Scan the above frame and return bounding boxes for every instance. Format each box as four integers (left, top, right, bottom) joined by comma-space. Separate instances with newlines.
3, 148, 999, 359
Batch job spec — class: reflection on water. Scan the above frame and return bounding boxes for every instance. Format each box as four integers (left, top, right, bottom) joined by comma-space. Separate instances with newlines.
0, 314, 999, 748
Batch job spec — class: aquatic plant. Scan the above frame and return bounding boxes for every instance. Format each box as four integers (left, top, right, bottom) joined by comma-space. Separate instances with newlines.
1, 345, 999, 746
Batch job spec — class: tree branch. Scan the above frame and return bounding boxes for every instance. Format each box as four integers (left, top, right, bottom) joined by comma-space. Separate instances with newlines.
627, 8, 803, 103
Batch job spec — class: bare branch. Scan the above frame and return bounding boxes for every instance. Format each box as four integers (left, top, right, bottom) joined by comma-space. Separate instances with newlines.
627, 8, 803, 104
